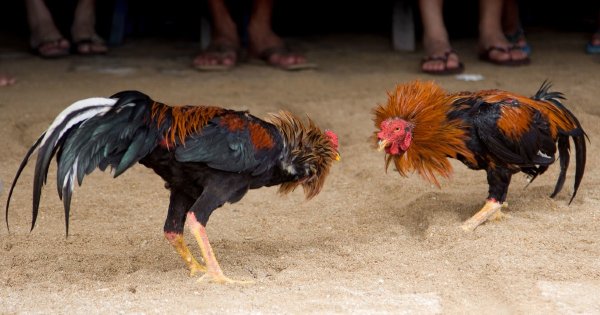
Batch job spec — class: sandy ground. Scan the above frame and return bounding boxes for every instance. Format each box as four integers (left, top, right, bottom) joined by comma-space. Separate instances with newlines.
1, 31, 599, 314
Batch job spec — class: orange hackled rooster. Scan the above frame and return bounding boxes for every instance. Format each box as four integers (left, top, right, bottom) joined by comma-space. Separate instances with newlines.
374, 81, 587, 231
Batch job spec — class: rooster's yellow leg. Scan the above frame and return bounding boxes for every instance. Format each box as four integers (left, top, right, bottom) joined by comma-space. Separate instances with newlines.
461, 199, 502, 232
186, 212, 253, 284
164, 232, 206, 276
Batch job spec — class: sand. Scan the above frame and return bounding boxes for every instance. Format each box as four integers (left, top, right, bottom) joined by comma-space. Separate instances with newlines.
1, 32, 599, 314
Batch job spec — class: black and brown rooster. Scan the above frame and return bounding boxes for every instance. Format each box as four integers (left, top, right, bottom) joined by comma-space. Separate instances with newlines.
374, 81, 586, 231
6, 91, 340, 283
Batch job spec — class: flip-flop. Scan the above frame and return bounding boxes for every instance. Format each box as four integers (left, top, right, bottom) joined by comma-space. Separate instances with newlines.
193, 44, 240, 71
72, 34, 108, 55
256, 46, 317, 71
505, 27, 531, 55
586, 31, 600, 54
421, 50, 465, 75
30, 38, 70, 59
479, 45, 530, 66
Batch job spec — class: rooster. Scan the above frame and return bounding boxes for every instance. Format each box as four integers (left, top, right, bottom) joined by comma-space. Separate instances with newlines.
374, 81, 586, 231
6, 91, 340, 283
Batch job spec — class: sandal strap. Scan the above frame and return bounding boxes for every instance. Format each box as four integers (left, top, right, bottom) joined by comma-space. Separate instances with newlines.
505, 27, 526, 43
257, 45, 293, 61
422, 49, 458, 62
30, 37, 66, 49
72, 34, 106, 45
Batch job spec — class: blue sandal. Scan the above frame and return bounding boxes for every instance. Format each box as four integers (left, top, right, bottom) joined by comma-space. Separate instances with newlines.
586, 31, 600, 54
505, 27, 531, 55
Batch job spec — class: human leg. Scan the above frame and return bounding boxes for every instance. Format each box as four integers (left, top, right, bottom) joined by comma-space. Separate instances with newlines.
479, 0, 529, 65
586, 11, 600, 54
247, 0, 315, 70
418, 0, 463, 74
502, 0, 530, 54
71, 0, 108, 55
193, 0, 241, 70
25, 0, 70, 58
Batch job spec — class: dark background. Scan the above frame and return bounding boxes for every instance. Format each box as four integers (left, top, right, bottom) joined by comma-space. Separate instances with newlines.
0, 0, 598, 46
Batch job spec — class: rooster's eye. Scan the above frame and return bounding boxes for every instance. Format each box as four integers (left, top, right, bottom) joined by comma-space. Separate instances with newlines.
394, 127, 401, 131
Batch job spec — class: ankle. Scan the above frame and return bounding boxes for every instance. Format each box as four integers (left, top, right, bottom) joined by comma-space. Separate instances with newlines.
423, 37, 451, 55
30, 25, 63, 45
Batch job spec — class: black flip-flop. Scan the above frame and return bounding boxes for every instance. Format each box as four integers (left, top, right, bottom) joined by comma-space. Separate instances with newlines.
193, 44, 240, 71
72, 35, 108, 55
479, 45, 530, 66
421, 50, 464, 75
30, 38, 70, 59
256, 46, 317, 71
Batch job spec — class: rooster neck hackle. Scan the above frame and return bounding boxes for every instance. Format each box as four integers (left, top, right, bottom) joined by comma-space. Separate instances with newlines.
151, 102, 225, 145
267, 111, 337, 199
373, 80, 475, 186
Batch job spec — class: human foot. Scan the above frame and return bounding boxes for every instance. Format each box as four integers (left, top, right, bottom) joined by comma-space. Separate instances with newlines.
0, 74, 15, 87
479, 35, 530, 66
504, 26, 531, 55
193, 39, 240, 71
28, 16, 70, 58
421, 39, 463, 74
31, 38, 70, 58
421, 50, 464, 75
248, 25, 315, 70
71, 0, 108, 55
26, 0, 70, 58
193, 9, 240, 71
72, 34, 108, 55
586, 31, 600, 54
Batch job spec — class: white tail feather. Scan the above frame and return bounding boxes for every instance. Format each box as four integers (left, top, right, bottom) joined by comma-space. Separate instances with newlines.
63, 157, 79, 193
41, 97, 117, 147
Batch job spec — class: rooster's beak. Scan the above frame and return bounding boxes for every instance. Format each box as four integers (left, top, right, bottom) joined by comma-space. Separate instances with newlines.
335, 153, 341, 161
377, 139, 389, 152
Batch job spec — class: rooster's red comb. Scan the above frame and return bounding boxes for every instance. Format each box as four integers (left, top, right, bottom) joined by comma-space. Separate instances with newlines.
324, 130, 339, 152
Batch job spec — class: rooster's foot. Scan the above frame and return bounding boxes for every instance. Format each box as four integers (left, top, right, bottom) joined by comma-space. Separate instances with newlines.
189, 262, 207, 277
461, 199, 502, 232
197, 273, 254, 284
489, 209, 511, 222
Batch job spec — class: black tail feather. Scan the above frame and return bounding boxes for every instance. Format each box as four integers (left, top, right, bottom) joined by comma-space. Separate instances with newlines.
550, 135, 570, 199
6, 92, 160, 236
570, 132, 586, 204
31, 108, 99, 232
533, 82, 587, 203
5, 133, 45, 232
63, 175, 74, 236
533, 80, 566, 103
